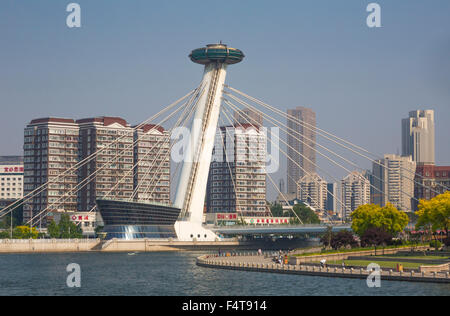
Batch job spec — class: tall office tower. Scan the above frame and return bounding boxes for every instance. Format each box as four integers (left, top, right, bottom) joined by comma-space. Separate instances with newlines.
23, 118, 80, 224
372, 154, 416, 212
297, 173, 327, 211
341, 171, 371, 219
133, 124, 170, 205
287, 107, 316, 194
77, 117, 134, 212
402, 110, 435, 165
0, 156, 24, 202
206, 124, 267, 216
233, 107, 263, 126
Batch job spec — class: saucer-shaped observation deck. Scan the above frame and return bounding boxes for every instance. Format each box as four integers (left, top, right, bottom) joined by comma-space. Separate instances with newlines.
189, 44, 245, 65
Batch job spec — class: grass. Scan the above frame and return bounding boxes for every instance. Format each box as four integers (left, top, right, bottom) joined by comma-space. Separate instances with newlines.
376, 255, 449, 261
293, 244, 428, 257
323, 259, 439, 269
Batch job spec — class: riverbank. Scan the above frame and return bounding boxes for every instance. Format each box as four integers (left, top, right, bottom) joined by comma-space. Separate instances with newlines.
0, 238, 314, 254
196, 249, 450, 284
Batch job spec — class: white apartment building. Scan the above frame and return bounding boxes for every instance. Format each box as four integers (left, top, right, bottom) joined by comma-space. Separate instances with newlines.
0, 156, 24, 201
297, 173, 327, 211
341, 171, 371, 219
372, 154, 416, 212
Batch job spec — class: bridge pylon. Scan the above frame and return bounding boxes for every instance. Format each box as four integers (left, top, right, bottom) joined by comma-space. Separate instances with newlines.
174, 44, 244, 241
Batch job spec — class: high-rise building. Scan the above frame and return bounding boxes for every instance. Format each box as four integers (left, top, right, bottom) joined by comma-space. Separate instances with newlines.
414, 164, 450, 210
372, 154, 416, 212
297, 173, 327, 211
23, 118, 80, 224
233, 108, 263, 126
402, 110, 435, 165
0, 156, 24, 201
206, 124, 267, 216
326, 182, 339, 213
77, 117, 134, 212
341, 171, 371, 219
287, 107, 316, 194
133, 124, 171, 205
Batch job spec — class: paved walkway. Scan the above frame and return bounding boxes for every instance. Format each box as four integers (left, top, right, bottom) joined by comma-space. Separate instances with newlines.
198, 253, 450, 284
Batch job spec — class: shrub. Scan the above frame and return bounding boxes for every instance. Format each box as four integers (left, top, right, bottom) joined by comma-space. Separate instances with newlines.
444, 237, 450, 247
429, 240, 442, 250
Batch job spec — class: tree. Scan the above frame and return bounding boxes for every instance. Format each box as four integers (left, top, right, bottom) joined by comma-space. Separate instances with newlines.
270, 203, 285, 217
291, 203, 321, 224
351, 203, 409, 237
360, 227, 393, 248
13, 226, 39, 239
416, 191, 450, 239
320, 226, 333, 248
330, 230, 358, 250
47, 214, 83, 239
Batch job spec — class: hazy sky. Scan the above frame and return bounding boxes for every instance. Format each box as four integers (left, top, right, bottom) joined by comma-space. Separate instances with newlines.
1, 1, 449, 199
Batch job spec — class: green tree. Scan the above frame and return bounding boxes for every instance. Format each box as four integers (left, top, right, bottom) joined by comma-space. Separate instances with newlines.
47, 214, 83, 239
320, 226, 333, 248
270, 203, 285, 217
351, 203, 409, 237
291, 203, 321, 224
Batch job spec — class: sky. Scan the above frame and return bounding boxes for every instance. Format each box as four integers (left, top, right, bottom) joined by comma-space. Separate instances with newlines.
0, 0, 449, 199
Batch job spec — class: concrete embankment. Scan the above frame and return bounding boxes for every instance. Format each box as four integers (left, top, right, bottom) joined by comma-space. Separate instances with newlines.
196, 251, 450, 284
0, 239, 100, 253
0, 238, 281, 254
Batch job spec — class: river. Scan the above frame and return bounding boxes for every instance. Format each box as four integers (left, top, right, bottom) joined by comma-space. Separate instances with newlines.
0, 252, 448, 296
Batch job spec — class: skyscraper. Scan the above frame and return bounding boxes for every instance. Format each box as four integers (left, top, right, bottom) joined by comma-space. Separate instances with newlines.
133, 124, 171, 205
402, 110, 435, 165
77, 117, 134, 212
23, 118, 80, 224
287, 107, 316, 194
206, 124, 267, 216
372, 154, 416, 212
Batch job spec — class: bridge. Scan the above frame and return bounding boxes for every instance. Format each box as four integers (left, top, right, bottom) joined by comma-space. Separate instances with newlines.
0, 43, 447, 243
212, 224, 351, 237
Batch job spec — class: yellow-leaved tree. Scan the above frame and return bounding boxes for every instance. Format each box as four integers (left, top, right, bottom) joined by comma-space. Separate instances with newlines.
416, 191, 450, 238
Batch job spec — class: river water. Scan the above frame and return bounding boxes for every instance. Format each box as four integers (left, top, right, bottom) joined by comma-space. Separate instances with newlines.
0, 252, 448, 296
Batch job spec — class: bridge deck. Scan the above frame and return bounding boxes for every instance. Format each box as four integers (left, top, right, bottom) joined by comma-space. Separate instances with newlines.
211, 225, 351, 236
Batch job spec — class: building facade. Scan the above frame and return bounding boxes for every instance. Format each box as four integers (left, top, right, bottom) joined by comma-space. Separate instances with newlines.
206, 124, 267, 216
287, 107, 316, 194
341, 171, 371, 219
0, 156, 24, 201
402, 110, 435, 165
414, 164, 450, 210
297, 173, 327, 211
233, 107, 263, 126
372, 154, 416, 212
133, 124, 171, 205
77, 117, 134, 212
23, 118, 80, 225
